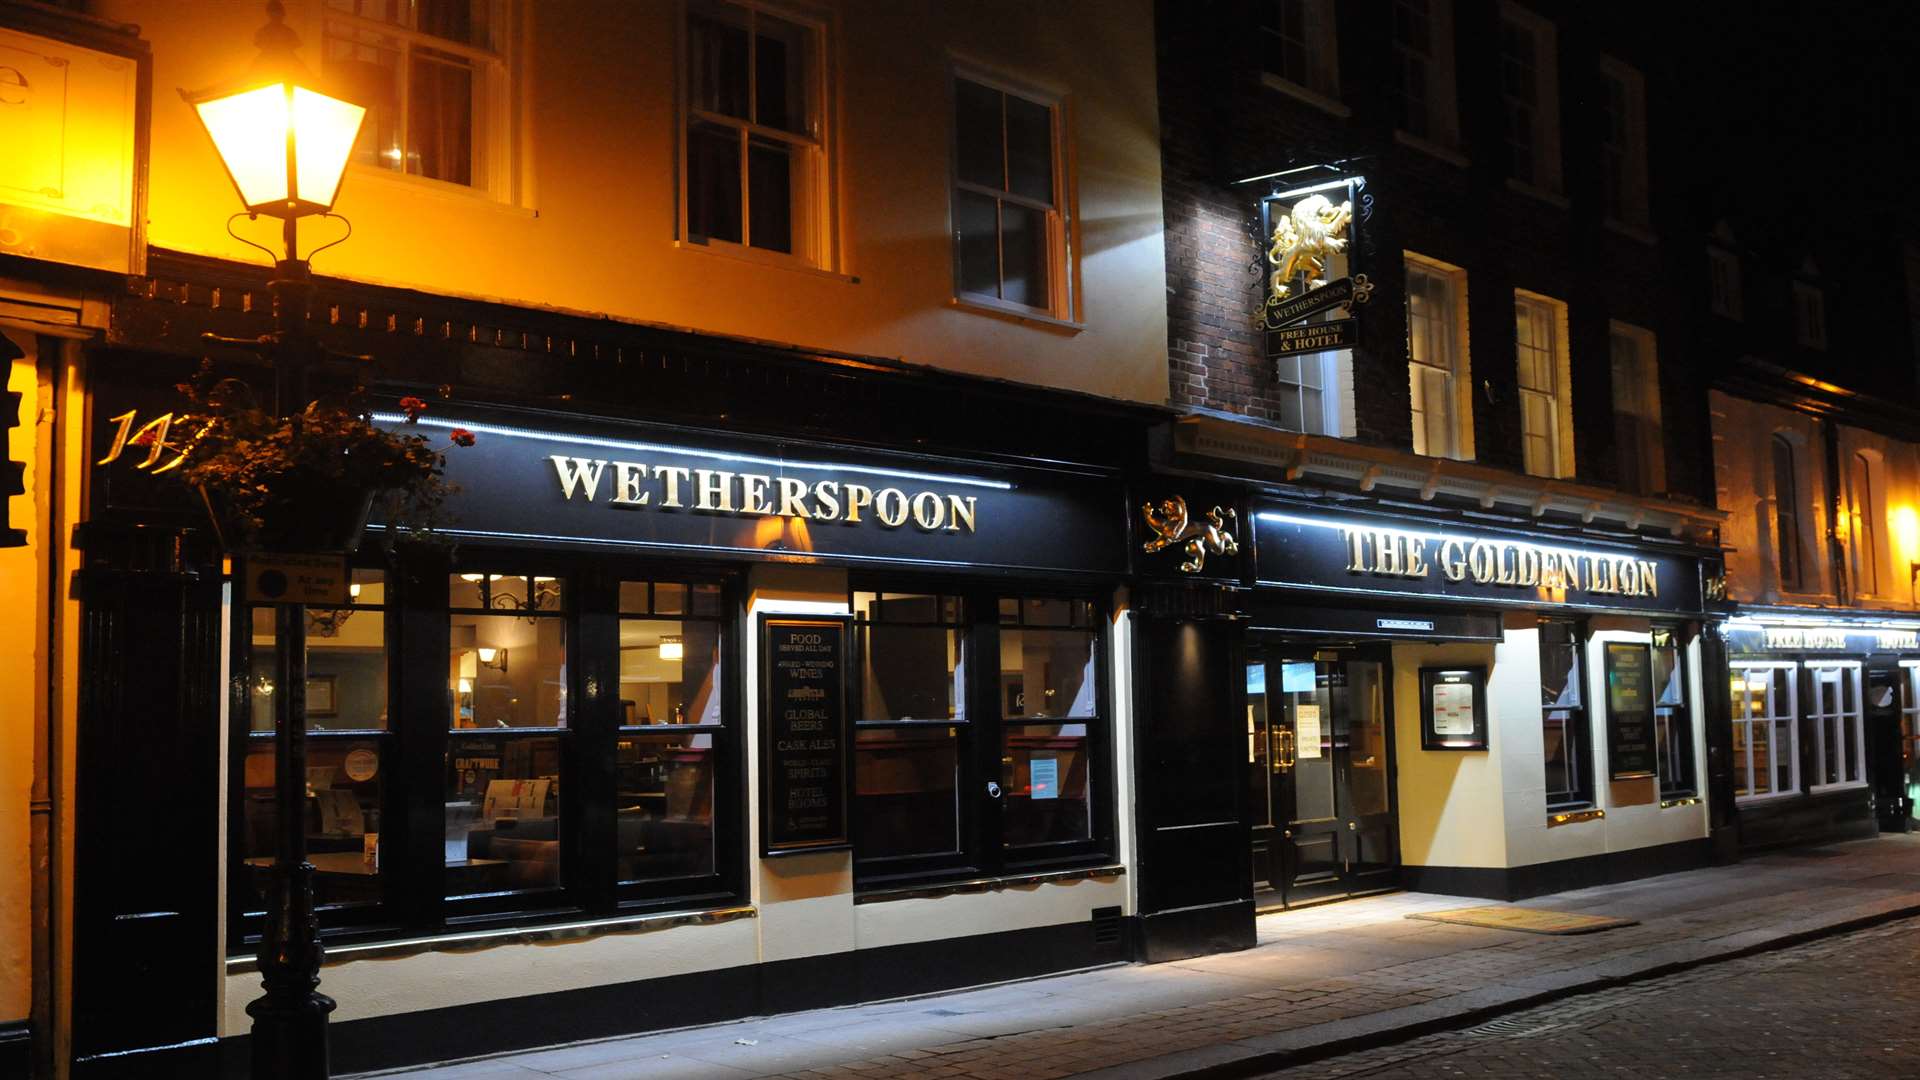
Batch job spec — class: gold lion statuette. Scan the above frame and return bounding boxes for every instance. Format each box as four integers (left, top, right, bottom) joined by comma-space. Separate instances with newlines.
1266, 193, 1353, 305
1141, 496, 1240, 574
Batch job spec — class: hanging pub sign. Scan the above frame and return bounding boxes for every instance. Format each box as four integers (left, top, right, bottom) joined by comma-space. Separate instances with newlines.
1262, 275, 1373, 330
1603, 642, 1656, 780
1266, 318, 1357, 358
759, 615, 853, 856
1253, 506, 1707, 616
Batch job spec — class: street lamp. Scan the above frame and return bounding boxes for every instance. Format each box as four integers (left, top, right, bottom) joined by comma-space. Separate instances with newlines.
186, 4, 366, 1078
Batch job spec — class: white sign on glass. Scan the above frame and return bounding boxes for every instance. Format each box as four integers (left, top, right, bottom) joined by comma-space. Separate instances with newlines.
1295, 703, 1323, 758
1432, 681, 1477, 735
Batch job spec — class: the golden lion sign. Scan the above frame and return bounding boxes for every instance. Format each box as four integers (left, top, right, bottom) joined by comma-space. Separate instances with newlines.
1141, 496, 1239, 574
1266, 194, 1352, 306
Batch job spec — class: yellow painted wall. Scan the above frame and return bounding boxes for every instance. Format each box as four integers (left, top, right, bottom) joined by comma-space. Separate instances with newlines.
1390, 641, 1506, 870
1, 333, 39, 1026
93, 0, 1169, 404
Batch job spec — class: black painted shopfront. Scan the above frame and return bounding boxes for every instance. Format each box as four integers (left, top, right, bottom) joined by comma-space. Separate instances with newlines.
68, 252, 1159, 1077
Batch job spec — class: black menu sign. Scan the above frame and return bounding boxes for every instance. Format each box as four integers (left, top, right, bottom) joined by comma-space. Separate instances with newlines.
1604, 642, 1656, 780
760, 616, 852, 855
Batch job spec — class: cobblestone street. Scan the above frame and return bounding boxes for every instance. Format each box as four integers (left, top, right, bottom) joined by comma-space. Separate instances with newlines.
1263, 917, 1920, 1080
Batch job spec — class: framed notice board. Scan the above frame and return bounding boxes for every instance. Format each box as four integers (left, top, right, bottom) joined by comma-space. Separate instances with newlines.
758, 614, 853, 856
1604, 641, 1656, 780
1419, 667, 1488, 750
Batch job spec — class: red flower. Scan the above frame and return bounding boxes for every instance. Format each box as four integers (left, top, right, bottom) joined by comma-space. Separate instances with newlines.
449, 427, 476, 447
399, 395, 429, 421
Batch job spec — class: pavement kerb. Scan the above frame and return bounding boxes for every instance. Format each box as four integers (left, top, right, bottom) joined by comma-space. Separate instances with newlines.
1074, 894, 1920, 1080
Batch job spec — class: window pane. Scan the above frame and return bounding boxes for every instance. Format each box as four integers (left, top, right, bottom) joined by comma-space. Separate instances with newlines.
1540, 622, 1581, 707
753, 14, 811, 134
1017, 597, 1076, 627
859, 626, 964, 722
1542, 713, 1577, 801
616, 732, 716, 882
239, 738, 386, 913
408, 47, 475, 184
954, 79, 1004, 190
687, 121, 743, 245
325, 26, 405, 173
445, 732, 562, 895
449, 573, 564, 612
1003, 723, 1090, 847
747, 136, 796, 254
1001, 628, 1096, 718
251, 605, 388, 732
689, 8, 749, 119
854, 726, 960, 860
956, 189, 1000, 298
1005, 94, 1053, 204
619, 618, 723, 726
452, 613, 568, 728
1000, 202, 1049, 309
855, 592, 963, 623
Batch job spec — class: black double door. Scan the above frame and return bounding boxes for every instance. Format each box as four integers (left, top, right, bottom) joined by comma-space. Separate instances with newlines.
1246, 645, 1399, 907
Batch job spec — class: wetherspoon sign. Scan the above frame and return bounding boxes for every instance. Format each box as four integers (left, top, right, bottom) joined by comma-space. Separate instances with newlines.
1253, 509, 1705, 615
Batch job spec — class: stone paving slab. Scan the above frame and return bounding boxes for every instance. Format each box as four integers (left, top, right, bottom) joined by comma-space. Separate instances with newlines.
356, 835, 1920, 1080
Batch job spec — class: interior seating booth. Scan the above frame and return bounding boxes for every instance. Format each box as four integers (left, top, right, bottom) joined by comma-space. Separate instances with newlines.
67, 256, 1155, 1077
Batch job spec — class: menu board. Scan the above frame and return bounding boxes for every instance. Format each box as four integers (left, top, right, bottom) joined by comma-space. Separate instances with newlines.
1431, 682, 1476, 735
1419, 667, 1488, 750
759, 616, 852, 855
1604, 642, 1656, 780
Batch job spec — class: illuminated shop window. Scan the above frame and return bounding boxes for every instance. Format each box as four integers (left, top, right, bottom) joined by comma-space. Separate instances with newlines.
1808, 662, 1865, 790
1539, 618, 1592, 811
1730, 663, 1798, 799
322, 0, 515, 195
1651, 625, 1694, 799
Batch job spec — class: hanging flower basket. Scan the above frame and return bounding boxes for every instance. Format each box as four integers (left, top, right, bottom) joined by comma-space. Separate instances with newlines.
169, 372, 473, 554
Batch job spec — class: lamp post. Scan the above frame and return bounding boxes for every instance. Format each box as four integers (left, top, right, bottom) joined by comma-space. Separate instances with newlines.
186, 4, 367, 1077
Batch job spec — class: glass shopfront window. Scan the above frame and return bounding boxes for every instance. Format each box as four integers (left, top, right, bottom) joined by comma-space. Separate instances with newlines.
853, 592, 966, 866
998, 598, 1098, 849
1539, 619, 1592, 811
1651, 625, 1695, 799
1731, 663, 1797, 799
1808, 661, 1865, 790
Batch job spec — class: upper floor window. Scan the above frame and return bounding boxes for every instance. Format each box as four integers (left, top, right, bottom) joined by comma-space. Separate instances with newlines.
1405, 253, 1471, 459
1598, 58, 1649, 226
1708, 247, 1743, 321
1608, 322, 1664, 495
682, 0, 829, 264
1498, 4, 1561, 194
1273, 351, 1343, 437
1261, 0, 1342, 107
952, 73, 1073, 319
1514, 290, 1572, 478
1771, 434, 1804, 591
1392, 0, 1459, 148
1848, 452, 1880, 597
1793, 280, 1828, 350
323, 0, 513, 194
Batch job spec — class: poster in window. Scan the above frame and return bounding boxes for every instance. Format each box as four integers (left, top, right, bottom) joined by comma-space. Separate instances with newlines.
1420, 667, 1488, 750
759, 615, 853, 856
1294, 703, 1323, 758
1030, 755, 1059, 800
1604, 642, 1656, 779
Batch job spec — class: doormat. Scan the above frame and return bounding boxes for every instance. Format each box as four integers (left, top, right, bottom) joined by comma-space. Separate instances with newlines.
1406, 906, 1638, 935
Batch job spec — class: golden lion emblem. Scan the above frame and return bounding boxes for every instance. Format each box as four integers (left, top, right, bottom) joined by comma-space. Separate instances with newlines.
1266, 193, 1352, 306
1141, 496, 1239, 574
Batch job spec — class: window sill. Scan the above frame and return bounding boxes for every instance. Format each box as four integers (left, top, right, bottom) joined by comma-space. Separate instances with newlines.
223, 902, 755, 974
948, 295, 1085, 334
672, 239, 859, 284
1258, 72, 1352, 118
1809, 780, 1870, 795
1393, 129, 1469, 168
1735, 789, 1802, 804
1546, 806, 1605, 827
1504, 177, 1570, 209
345, 163, 537, 219
854, 861, 1124, 905
1603, 218, 1658, 246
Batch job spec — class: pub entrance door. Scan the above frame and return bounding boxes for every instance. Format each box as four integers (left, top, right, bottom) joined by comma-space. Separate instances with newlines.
1246, 644, 1398, 908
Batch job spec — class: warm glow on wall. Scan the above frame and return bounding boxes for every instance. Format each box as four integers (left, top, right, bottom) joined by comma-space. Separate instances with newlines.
1894, 505, 1919, 557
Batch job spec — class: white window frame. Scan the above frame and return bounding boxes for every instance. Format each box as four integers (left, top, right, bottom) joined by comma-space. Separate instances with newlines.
1497, 2, 1561, 195
948, 66, 1077, 323
1271, 350, 1345, 437
1730, 662, 1799, 801
321, 0, 520, 201
1391, 0, 1461, 152
1793, 281, 1828, 350
677, 0, 836, 271
1598, 57, 1649, 228
1405, 252, 1473, 460
1514, 289, 1573, 479
1608, 321, 1664, 495
1708, 246, 1743, 321
1260, 0, 1345, 115
1807, 661, 1866, 792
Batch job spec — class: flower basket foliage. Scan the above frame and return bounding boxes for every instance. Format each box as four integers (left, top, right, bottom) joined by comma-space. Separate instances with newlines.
173, 370, 473, 553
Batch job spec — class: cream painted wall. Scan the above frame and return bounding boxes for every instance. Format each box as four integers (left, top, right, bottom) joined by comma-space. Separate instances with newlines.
1710, 391, 1837, 604
1390, 641, 1506, 870
0, 335, 38, 1026
93, 0, 1169, 404
1835, 425, 1920, 610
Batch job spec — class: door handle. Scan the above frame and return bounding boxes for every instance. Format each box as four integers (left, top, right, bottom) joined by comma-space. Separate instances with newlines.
1347, 821, 1357, 831
1283, 829, 1293, 839
986, 780, 1003, 799
1274, 729, 1295, 772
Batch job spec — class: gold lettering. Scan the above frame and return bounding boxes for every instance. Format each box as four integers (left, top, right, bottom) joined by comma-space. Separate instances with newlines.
1637, 560, 1658, 597
776, 477, 812, 518
874, 488, 909, 528
911, 491, 946, 531
844, 484, 873, 523
740, 473, 773, 515
1405, 536, 1430, 577
945, 494, 977, 533
611, 462, 650, 506
812, 480, 842, 521
1468, 542, 1495, 583
1373, 530, 1401, 575
1343, 528, 1368, 572
1439, 539, 1468, 581
1495, 545, 1517, 585
1517, 547, 1540, 587
694, 469, 736, 512
1618, 560, 1642, 596
551, 456, 608, 501
655, 466, 690, 508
